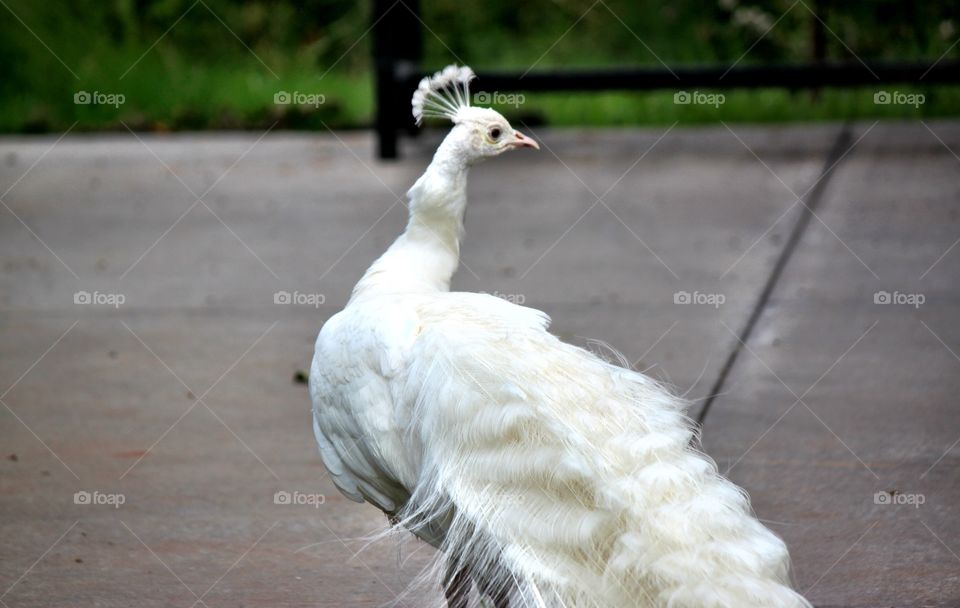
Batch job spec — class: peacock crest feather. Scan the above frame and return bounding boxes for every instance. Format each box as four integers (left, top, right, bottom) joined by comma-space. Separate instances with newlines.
411, 64, 476, 126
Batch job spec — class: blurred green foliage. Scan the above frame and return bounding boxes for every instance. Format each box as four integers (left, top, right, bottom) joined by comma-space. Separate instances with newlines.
0, 0, 958, 133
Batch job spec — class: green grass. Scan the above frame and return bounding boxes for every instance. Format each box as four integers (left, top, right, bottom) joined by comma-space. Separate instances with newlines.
1, 0, 958, 133
498, 86, 960, 127
0, 52, 373, 133
6, 59, 956, 134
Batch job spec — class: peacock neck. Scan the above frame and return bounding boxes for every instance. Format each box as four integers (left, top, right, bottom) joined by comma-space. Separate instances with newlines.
350, 140, 469, 302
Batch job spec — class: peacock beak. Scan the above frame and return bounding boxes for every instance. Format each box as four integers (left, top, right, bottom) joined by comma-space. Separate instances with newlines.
511, 131, 540, 150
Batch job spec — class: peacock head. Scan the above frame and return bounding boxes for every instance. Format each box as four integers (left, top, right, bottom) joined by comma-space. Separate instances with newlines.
412, 65, 539, 164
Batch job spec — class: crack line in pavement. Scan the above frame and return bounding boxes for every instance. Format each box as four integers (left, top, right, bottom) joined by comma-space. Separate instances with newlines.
696, 123, 855, 425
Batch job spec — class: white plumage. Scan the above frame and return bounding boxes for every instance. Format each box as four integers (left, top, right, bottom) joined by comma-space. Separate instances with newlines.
310, 65, 811, 607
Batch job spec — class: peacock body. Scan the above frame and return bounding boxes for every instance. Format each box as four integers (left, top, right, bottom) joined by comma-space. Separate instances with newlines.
309, 65, 811, 608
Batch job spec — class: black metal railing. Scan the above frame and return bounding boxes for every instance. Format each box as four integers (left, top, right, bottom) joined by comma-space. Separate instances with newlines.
371, 0, 960, 159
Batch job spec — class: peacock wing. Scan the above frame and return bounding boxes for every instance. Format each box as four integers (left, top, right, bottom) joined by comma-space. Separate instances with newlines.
309, 305, 420, 515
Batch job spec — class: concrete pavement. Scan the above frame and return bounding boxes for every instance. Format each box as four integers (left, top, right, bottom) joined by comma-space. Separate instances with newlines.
1, 122, 957, 607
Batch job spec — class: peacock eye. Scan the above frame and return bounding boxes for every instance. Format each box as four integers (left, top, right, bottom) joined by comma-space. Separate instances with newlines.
489, 127, 502, 141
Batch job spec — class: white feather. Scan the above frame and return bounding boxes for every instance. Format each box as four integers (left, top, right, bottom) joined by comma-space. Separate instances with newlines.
411, 64, 476, 125
311, 65, 811, 607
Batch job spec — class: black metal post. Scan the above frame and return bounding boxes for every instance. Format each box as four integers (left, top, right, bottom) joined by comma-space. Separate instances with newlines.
372, 0, 422, 159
